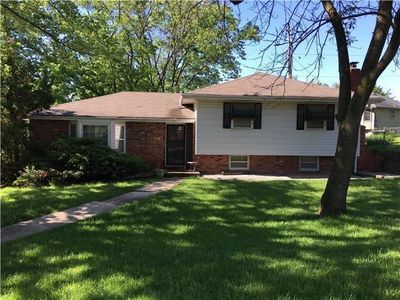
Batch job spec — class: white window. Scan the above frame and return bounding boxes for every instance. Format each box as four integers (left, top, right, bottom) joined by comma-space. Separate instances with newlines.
114, 124, 125, 153
232, 118, 253, 128
82, 125, 108, 145
230, 155, 249, 170
299, 156, 319, 172
69, 121, 77, 137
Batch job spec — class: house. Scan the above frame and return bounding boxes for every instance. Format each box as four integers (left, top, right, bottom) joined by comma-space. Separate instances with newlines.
361, 98, 400, 131
28, 72, 385, 175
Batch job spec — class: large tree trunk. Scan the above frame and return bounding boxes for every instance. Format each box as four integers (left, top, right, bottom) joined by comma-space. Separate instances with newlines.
318, 0, 399, 217
319, 114, 360, 216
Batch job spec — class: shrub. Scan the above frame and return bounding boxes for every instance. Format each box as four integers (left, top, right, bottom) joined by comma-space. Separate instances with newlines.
13, 165, 50, 187
366, 132, 394, 146
13, 136, 149, 186
49, 136, 148, 180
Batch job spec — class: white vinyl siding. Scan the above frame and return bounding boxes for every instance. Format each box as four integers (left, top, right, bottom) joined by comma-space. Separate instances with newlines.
195, 101, 349, 156
374, 108, 400, 129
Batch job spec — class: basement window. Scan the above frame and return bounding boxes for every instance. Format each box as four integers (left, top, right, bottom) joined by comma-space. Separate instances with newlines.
299, 156, 319, 172
230, 155, 249, 170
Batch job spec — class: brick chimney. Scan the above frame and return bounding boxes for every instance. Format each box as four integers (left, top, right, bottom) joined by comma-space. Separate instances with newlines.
349, 62, 361, 91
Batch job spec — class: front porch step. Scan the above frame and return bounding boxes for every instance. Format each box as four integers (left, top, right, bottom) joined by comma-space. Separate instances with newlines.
165, 171, 200, 177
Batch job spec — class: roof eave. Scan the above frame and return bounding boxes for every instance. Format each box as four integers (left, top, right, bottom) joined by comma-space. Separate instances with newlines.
181, 93, 339, 104
28, 115, 195, 123
181, 93, 386, 105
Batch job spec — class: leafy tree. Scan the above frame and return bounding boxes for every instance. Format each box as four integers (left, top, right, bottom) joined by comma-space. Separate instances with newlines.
1, 33, 54, 181
373, 85, 393, 98
240, 0, 400, 215
1, 0, 259, 101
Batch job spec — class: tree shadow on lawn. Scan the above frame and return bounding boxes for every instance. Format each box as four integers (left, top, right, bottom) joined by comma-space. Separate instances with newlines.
1, 179, 399, 299
1, 180, 145, 227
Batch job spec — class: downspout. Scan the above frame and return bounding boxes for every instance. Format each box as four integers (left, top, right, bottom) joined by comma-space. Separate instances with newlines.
354, 154, 358, 174
179, 94, 183, 107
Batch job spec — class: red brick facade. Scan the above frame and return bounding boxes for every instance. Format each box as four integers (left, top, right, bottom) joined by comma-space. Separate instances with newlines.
195, 155, 230, 174
357, 146, 383, 172
30, 119, 70, 143
126, 122, 166, 168
195, 154, 334, 175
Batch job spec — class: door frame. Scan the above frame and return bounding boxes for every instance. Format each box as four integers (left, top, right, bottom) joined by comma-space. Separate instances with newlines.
165, 123, 186, 166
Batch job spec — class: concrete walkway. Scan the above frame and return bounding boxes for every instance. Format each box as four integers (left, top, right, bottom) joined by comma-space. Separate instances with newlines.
1, 178, 183, 243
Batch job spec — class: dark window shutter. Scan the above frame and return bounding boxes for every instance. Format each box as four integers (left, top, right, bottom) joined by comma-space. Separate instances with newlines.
254, 103, 262, 129
327, 104, 335, 130
223, 102, 232, 128
297, 104, 305, 130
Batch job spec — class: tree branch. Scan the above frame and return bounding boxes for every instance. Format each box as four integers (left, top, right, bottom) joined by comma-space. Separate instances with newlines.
321, 0, 351, 122
0, 3, 90, 55
373, 7, 400, 79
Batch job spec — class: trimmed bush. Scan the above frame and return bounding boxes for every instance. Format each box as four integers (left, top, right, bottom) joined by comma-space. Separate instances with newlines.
13, 136, 149, 187
48, 136, 148, 180
13, 165, 50, 187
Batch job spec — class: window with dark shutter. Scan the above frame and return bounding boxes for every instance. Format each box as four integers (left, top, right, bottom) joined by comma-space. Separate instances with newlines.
297, 104, 305, 130
326, 104, 335, 130
223, 102, 232, 128
254, 103, 262, 129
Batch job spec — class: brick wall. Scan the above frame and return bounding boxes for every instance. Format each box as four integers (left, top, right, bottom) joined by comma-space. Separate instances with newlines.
357, 146, 383, 172
126, 122, 165, 168
195, 155, 334, 175
194, 155, 229, 174
30, 119, 70, 143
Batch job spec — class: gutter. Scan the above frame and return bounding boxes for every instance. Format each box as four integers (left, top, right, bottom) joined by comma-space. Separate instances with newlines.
181, 93, 386, 105
27, 115, 195, 123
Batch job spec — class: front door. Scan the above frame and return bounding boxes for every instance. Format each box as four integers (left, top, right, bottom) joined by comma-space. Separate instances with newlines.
166, 124, 185, 165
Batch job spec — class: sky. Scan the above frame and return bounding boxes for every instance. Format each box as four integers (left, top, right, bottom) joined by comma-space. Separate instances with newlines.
232, 1, 400, 100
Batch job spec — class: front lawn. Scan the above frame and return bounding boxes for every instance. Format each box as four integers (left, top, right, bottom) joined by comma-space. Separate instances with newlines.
0, 180, 148, 227
1, 178, 399, 299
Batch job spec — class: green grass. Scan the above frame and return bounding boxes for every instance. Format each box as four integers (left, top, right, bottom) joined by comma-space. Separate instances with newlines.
0, 180, 148, 227
1, 178, 399, 299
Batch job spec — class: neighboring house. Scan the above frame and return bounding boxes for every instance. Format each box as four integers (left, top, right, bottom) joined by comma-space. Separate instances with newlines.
28, 72, 384, 175
362, 98, 400, 131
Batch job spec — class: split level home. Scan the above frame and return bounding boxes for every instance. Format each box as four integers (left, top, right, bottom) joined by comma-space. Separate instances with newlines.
361, 97, 400, 131
28, 71, 385, 175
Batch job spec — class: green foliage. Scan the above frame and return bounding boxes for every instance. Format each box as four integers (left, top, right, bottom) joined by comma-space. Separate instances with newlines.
1, 1, 259, 100
1, 178, 399, 298
13, 136, 148, 187
49, 136, 148, 180
373, 85, 393, 98
12, 166, 51, 187
13, 165, 84, 188
366, 132, 395, 146
1, 5, 55, 182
